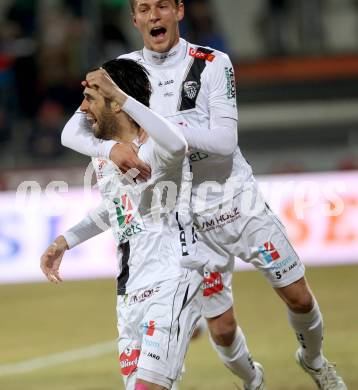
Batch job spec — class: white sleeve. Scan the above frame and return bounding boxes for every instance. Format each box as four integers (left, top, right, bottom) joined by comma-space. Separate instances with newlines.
62, 202, 110, 249
122, 96, 187, 158
61, 108, 117, 158
181, 53, 238, 156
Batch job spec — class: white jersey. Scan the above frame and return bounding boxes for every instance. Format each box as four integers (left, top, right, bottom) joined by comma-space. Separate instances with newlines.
90, 97, 188, 294
118, 38, 253, 209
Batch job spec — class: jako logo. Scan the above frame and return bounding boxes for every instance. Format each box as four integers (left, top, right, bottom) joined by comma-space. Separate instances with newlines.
258, 242, 280, 263
114, 194, 133, 227
189, 48, 215, 62
143, 320, 156, 336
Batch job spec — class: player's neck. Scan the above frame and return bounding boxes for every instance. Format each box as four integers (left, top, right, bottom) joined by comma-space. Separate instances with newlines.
114, 114, 139, 143
142, 38, 186, 66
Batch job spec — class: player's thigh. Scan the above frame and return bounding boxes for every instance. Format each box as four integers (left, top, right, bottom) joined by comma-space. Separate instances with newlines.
117, 296, 142, 389
138, 271, 202, 382
238, 204, 305, 288
201, 270, 233, 319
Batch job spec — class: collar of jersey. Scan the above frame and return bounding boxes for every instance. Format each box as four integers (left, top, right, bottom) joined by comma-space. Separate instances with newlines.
142, 38, 188, 68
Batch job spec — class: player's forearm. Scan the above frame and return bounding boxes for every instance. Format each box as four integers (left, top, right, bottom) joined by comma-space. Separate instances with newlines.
181, 117, 238, 156
122, 96, 187, 155
62, 202, 110, 249
61, 110, 117, 158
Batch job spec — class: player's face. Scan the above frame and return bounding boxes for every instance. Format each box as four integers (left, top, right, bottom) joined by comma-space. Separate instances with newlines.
80, 88, 118, 140
132, 0, 184, 53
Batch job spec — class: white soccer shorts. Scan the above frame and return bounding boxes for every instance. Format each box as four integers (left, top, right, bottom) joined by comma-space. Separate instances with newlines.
116, 270, 202, 389
194, 188, 305, 289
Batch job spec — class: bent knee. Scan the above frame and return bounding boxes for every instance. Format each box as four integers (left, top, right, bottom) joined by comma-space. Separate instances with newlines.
208, 317, 237, 346
287, 292, 314, 313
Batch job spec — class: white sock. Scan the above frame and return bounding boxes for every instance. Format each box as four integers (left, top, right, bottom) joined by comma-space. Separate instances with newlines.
288, 299, 324, 370
210, 327, 260, 387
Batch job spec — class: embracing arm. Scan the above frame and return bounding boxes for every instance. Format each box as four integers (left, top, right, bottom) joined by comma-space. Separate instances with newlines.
122, 96, 187, 156
85, 68, 187, 159
181, 53, 239, 156
181, 116, 237, 156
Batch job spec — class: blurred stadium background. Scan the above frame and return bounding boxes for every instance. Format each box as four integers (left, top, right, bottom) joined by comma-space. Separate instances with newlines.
0, 0, 357, 389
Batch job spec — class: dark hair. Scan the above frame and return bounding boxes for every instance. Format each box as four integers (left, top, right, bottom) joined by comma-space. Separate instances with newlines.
129, 0, 181, 13
101, 58, 152, 107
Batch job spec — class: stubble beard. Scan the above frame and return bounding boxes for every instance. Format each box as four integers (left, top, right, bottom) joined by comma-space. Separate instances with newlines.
94, 107, 118, 141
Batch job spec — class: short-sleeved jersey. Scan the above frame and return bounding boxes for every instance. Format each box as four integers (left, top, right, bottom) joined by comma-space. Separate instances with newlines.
119, 38, 253, 210
92, 138, 186, 294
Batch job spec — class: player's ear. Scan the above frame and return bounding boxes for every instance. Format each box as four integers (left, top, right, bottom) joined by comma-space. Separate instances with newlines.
177, 2, 184, 22
132, 13, 138, 28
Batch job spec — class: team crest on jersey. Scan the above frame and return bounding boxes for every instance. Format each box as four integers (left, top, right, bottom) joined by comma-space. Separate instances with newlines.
119, 347, 140, 376
183, 81, 199, 100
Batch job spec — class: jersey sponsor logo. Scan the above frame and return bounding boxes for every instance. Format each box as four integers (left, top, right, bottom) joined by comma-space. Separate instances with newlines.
197, 208, 241, 232
125, 286, 161, 306
143, 320, 156, 336
117, 223, 144, 242
225, 67, 236, 99
183, 81, 199, 100
189, 151, 209, 162
114, 194, 134, 227
119, 347, 140, 376
202, 271, 224, 297
142, 337, 160, 349
158, 79, 174, 87
151, 51, 177, 60
114, 194, 144, 242
96, 159, 108, 179
258, 242, 280, 263
189, 47, 216, 62
146, 352, 160, 360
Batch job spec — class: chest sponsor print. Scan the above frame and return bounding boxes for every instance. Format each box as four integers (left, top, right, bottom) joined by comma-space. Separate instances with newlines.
113, 194, 144, 242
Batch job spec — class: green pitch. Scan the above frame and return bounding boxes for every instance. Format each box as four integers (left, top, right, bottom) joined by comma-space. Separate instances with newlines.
0, 265, 357, 390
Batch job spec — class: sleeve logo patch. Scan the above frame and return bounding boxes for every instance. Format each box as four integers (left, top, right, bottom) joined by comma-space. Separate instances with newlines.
225, 67, 236, 99
189, 47, 216, 62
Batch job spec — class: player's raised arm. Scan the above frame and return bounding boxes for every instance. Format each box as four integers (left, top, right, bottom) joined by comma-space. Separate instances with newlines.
61, 106, 151, 180
180, 54, 238, 156
86, 68, 188, 158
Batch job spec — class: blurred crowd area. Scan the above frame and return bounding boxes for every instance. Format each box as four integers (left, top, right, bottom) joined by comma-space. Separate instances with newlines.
0, 0, 358, 184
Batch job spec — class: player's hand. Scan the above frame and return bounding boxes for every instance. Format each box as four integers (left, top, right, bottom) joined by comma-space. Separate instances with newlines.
40, 236, 68, 283
83, 68, 127, 107
109, 143, 151, 181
